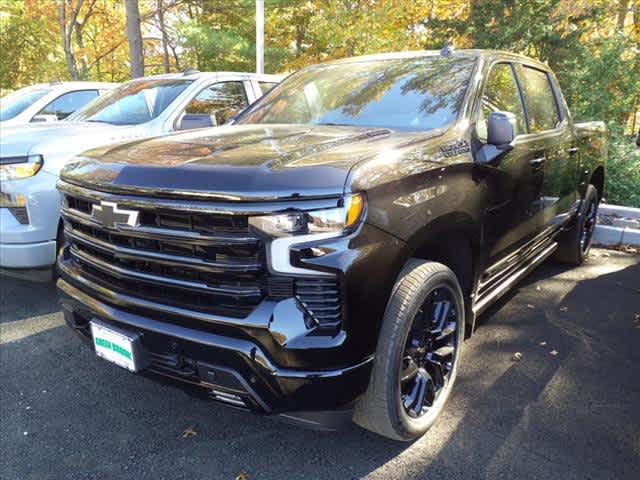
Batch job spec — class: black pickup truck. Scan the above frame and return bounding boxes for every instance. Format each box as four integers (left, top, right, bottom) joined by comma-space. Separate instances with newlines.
57, 50, 606, 441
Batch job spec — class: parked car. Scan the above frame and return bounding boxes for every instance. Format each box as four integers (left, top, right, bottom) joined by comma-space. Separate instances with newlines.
56, 50, 606, 440
0, 71, 282, 274
0, 81, 116, 126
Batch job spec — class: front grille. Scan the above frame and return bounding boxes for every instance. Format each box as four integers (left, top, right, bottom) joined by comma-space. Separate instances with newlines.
58, 181, 344, 331
9, 207, 29, 224
60, 186, 266, 318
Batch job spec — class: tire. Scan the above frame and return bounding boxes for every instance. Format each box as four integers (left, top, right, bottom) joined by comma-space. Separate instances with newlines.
554, 185, 599, 265
353, 260, 465, 441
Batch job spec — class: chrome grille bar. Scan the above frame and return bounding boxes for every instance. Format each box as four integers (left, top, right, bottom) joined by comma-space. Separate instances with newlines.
65, 227, 261, 273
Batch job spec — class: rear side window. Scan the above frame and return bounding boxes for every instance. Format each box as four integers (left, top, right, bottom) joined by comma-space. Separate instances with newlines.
258, 82, 278, 94
37, 90, 98, 120
517, 66, 560, 132
477, 63, 527, 140
185, 82, 248, 125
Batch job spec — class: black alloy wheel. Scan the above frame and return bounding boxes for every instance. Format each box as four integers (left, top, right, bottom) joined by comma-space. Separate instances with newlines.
400, 287, 459, 418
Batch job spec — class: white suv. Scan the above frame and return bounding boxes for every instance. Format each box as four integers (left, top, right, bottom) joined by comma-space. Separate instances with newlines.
0, 82, 116, 126
0, 71, 282, 275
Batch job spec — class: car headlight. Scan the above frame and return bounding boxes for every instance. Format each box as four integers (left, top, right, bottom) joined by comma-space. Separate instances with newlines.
0, 154, 43, 181
249, 194, 366, 276
249, 193, 366, 238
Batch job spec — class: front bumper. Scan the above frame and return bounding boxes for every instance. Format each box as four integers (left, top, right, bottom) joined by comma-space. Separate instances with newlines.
0, 170, 61, 268
58, 276, 374, 416
0, 239, 56, 269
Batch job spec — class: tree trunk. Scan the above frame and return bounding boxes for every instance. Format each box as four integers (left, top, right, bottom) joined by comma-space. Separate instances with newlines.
617, 0, 630, 30
57, 0, 79, 80
75, 24, 88, 78
157, 0, 171, 73
125, 0, 144, 78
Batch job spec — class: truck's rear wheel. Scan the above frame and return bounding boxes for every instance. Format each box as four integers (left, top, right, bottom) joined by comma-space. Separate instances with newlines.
353, 260, 464, 441
554, 185, 599, 265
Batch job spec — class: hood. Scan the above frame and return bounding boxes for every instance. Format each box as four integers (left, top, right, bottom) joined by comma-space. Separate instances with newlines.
0, 122, 147, 172
61, 124, 445, 200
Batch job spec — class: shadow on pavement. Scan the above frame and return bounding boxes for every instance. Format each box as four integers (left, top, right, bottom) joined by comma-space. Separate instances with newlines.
0, 276, 60, 323
1, 252, 639, 479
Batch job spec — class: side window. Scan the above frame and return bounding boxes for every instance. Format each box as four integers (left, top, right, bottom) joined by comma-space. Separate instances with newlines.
477, 63, 527, 141
36, 90, 98, 120
258, 82, 278, 94
517, 66, 560, 132
184, 82, 248, 125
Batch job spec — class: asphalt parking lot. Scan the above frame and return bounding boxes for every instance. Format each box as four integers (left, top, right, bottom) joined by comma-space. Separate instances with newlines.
1, 248, 639, 480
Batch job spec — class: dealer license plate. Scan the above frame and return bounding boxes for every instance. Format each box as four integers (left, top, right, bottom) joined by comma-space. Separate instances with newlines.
90, 321, 139, 372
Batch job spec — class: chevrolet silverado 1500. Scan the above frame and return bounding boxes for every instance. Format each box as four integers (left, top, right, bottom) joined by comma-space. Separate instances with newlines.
56, 50, 606, 440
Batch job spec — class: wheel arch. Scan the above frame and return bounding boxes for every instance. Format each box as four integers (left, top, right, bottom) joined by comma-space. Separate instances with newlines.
397, 212, 481, 337
590, 166, 605, 203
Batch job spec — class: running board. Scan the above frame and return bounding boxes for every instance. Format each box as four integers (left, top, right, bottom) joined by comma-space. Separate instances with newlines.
473, 241, 558, 316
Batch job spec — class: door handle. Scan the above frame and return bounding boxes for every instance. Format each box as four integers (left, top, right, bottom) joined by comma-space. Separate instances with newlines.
529, 157, 546, 168
567, 147, 579, 155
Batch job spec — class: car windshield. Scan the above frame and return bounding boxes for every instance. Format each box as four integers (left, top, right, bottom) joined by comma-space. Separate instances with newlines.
68, 79, 192, 125
0, 87, 52, 121
236, 56, 476, 131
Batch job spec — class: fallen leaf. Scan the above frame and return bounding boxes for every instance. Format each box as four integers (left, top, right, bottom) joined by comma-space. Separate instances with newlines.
560, 306, 568, 312
512, 352, 523, 362
539, 341, 547, 346
180, 425, 197, 439
236, 472, 250, 480
550, 350, 559, 356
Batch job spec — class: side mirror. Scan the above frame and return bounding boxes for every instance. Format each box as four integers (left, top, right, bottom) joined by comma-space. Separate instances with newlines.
488, 111, 517, 146
476, 111, 517, 164
177, 113, 217, 131
31, 114, 59, 123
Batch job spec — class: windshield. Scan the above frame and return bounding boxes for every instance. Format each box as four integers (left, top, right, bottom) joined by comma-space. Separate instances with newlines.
68, 79, 192, 125
0, 87, 52, 121
237, 56, 476, 131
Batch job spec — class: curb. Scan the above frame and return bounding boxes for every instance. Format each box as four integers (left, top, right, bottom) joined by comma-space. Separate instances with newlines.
593, 225, 640, 246
594, 203, 640, 246
599, 204, 640, 218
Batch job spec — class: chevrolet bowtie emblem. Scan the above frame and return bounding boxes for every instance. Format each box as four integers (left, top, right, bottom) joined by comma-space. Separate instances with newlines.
90, 201, 140, 229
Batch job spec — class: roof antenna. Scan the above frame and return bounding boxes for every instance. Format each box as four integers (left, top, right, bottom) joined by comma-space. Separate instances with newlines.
440, 38, 455, 57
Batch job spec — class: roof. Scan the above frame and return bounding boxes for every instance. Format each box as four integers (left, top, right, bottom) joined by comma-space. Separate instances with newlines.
314, 49, 549, 70
26, 81, 118, 90
128, 71, 284, 82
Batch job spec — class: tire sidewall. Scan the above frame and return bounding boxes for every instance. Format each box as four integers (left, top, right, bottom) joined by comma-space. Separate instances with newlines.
382, 265, 465, 440
577, 186, 599, 261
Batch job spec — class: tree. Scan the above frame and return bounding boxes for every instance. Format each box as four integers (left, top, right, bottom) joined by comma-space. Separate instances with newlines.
125, 0, 144, 77
156, 0, 170, 72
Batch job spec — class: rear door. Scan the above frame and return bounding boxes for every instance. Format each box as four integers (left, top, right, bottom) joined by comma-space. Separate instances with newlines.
475, 62, 545, 265
515, 64, 580, 231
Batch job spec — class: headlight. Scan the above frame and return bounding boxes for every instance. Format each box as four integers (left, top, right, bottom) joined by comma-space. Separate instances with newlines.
249, 193, 366, 238
249, 193, 366, 276
0, 154, 43, 181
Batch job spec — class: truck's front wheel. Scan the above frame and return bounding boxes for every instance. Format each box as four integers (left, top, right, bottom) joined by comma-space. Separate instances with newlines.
353, 260, 464, 441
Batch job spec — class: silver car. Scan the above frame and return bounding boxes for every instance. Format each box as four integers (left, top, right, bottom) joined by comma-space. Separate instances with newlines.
0, 81, 116, 126
0, 71, 282, 275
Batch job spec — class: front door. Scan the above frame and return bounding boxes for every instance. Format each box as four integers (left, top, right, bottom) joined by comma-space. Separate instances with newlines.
474, 62, 545, 267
